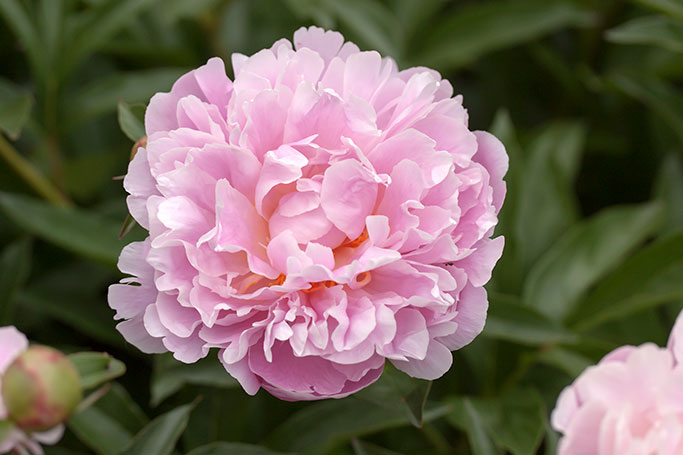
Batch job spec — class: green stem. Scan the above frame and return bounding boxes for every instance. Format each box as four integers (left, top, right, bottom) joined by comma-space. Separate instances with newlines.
73, 383, 110, 414
0, 134, 70, 206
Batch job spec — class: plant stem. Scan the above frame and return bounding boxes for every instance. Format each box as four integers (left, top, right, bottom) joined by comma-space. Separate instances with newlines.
0, 134, 70, 206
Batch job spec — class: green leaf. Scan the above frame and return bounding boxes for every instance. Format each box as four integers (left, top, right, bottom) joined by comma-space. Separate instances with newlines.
37, 0, 65, 67
150, 353, 237, 406
0, 78, 33, 140
69, 405, 135, 455
607, 15, 683, 53
63, 150, 125, 200
568, 230, 683, 331
0, 0, 47, 83
632, 0, 683, 19
654, 154, 683, 234
67, 382, 148, 455
0, 192, 123, 265
93, 382, 148, 435
394, 0, 447, 47
492, 390, 546, 455
515, 121, 586, 270
65, 68, 186, 127
447, 397, 499, 455
524, 202, 664, 321
60, 0, 165, 77
351, 440, 407, 455
69, 352, 126, 390
483, 293, 579, 346
419, 0, 593, 70
356, 365, 432, 428
447, 389, 545, 455
612, 74, 683, 144
318, 0, 400, 58
0, 237, 31, 324
489, 110, 524, 292
14, 262, 124, 347
117, 101, 146, 142
268, 397, 451, 453
544, 412, 560, 455
537, 346, 593, 377
16, 289, 124, 347
157, 0, 223, 24
120, 401, 197, 455
185, 443, 293, 455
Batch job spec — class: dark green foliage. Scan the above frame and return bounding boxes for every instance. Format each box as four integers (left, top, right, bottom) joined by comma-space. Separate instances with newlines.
1, 1, 682, 454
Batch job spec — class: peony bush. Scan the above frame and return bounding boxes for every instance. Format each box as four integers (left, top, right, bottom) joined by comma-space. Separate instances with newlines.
109, 26, 507, 400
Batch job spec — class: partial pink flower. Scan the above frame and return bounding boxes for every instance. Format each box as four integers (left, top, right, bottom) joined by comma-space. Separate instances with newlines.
0, 327, 64, 455
109, 26, 507, 400
551, 311, 683, 455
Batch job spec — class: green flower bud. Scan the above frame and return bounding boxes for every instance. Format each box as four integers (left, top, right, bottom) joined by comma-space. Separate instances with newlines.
1, 346, 82, 431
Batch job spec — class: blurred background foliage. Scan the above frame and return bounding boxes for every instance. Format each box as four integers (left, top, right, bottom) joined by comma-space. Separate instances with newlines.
0, 0, 682, 454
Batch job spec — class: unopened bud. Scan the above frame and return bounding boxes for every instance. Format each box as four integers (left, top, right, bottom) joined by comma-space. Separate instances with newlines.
1, 346, 82, 431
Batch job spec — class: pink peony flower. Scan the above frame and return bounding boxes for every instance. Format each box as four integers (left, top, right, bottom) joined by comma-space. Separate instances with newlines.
551, 311, 683, 455
108, 26, 507, 400
0, 327, 64, 455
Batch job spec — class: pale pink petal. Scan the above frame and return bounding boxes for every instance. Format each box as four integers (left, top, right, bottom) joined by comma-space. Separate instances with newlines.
0, 326, 28, 373
31, 425, 64, 445
551, 386, 580, 433
472, 131, 508, 212
210, 179, 277, 278
558, 401, 606, 455
392, 340, 453, 380
293, 26, 345, 65
146, 57, 231, 135
668, 310, 683, 365
0, 326, 28, 420
321, 159, 379, 239
438, 284, 488, 350
454, 237, 504, 287
116, 318, 166, 354
255, 144, 308, 217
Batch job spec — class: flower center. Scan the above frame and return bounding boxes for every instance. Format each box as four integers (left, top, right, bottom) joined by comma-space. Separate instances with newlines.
342, 228, 368, 249
238, 229, 373, 294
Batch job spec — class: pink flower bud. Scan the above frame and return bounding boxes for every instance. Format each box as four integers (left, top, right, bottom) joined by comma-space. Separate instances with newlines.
1, 345, 82, 431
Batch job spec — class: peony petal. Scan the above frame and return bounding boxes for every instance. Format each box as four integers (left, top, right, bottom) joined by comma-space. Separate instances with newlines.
116, 317, 166, 354
391, 340, 453, 380
0, 326, 29, 373
293, 26, 346, 66
557, 401, 605, 455
437, 284, 488, 350
255, 144, 308, 217
551, 386, 580, 432
454, 236, 504, 287
0, 326, 28, 420
473, 131, 508, 212
249, 341, 353, 396
146, 57, 231, 135
209, 179, 277, 278
668, 310, 683, 365
321, 159, 379, 239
